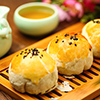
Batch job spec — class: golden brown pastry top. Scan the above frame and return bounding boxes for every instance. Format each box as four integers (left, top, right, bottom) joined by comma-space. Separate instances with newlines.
47, 32, 92, 63
11, 48, 55, 85
85, 19, 100, 51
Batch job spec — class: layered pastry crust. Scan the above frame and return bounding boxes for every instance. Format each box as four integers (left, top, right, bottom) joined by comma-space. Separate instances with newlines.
47, 32, 93, 75
82, 19, 100, 58
9, 48, 58, 94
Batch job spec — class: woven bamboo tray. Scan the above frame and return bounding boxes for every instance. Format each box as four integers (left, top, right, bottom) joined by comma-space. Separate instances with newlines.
0, 22, 100, 100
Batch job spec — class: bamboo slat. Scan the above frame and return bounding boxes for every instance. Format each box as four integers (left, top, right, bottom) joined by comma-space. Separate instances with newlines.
0, 22, 100, 100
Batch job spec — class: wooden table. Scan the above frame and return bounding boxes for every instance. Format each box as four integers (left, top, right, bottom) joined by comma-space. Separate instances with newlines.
0, 0, 100, 100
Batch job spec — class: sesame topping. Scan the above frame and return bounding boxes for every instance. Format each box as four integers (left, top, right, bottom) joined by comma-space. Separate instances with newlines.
55, 39, 59, 43
73, 38, 76, 40
55, 41, 58, 43
96, 21, 100, 23
16, 55, 19, 57
65, 33, 69, 37
75, 33, 78, 35
43, 48, 47, 51
27, 52, 30, 55
39, 54, 43, 59
73, 38, 78, 40
89, 48, 91, 51
41, 54, 43, 57
70, 36, 73, 39
24, 52, 27, 54
73, 34, 78, 40
20, 51, 23, 55
29, 49, 31, 53
25, 49, 27, 51
32, 48, 39, 56
39, 56, 42, 59
75, 44, 77, 46
56, 36, 58, 38
62, 40, 64, 42
76, 38, 78, 40
20, 53, 22, 55
69, 42, 72, 45
93, 20, 100, 23
23, 55, 27, 59
17, 48, 45, 59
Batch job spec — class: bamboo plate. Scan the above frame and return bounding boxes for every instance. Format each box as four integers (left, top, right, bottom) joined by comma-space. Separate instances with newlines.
0, 22, 100, 100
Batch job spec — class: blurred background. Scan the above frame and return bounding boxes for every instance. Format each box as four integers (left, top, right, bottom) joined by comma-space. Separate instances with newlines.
0, 0, 80, 58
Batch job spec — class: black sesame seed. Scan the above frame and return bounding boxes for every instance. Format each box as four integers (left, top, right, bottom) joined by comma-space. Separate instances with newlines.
96, 21, 100, 23
56, 36, 58, 38
20, 51, 24, 55
39, 56, 42, 59
32, 48, 39, 56
69, 42, 72, 45
75, 44, 77, 46
75, 38, 78, 40
73, 37, 78, 40
65, 91, 68, 93
16, 55, 19, 57
27, 52, 30, 54
75, 33, 78, 35
73, 38, 76, 40
29, 49, 31, 52
62, 40, 64, 42
92, 20, 100, 23
55, 41, 58, 43
41, 54, 43, 57
25, 49, 27, 51
43, 48, 47, 51
20, 52, 23, 55
55, 38, 59, 43
57, 39, 59, 41
34, 48, 37, 50
70, 36, 73, 39
89, 48, 91, 51
23, 55, 27, 59
65, 33, 69, 37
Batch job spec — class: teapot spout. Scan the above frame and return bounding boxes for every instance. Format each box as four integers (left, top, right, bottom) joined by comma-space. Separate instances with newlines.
0, 6, 10, 19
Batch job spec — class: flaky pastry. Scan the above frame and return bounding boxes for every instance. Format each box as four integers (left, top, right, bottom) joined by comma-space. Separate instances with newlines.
47, 32, 93, 75
82, 19, 100, 58
9, 48, 58, 94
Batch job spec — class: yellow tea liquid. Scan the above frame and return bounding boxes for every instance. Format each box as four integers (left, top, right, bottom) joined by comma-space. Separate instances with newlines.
19, 6, 54, 19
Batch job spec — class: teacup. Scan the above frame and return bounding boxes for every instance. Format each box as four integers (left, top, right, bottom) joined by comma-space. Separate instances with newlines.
14, 2, 59, 36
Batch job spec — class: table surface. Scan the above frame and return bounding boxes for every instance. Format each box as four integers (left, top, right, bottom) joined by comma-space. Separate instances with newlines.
0, 0, 100, 100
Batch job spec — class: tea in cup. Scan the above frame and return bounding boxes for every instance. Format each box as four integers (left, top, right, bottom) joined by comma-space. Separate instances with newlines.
14, 2, 59, 36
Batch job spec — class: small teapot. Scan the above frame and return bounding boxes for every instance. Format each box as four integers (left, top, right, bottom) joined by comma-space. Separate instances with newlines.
0, 6, 12, 58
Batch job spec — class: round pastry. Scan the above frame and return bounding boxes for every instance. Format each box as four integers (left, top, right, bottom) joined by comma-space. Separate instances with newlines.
82, 19, 100, 58
9, 48, 58, 94
47, 32, 93, 75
